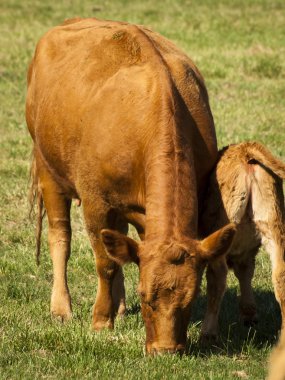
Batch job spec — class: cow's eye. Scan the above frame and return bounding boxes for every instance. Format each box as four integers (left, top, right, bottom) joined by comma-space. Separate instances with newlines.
147, 301, 156, 311
170, 250, 187, 265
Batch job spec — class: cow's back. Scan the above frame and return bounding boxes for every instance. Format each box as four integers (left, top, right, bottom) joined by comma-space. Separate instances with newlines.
26, 18, 217, 199
140, 25, 217, 185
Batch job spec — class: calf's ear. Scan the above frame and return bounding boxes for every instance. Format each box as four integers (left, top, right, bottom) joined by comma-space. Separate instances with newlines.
199, 223, 236, 260
101, 229, 139, 265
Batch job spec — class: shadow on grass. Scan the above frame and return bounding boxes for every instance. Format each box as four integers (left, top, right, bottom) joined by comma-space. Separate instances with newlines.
188, 288, 281, 356
126, 302, 141, 315
126, 287, 281, 356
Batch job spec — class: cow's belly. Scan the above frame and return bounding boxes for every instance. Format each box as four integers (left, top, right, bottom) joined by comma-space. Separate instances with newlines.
37, 132, 145, 209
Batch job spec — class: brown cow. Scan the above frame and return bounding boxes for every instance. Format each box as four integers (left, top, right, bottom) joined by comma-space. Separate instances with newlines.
26, 18, 236, 354
200, 142, 285, 341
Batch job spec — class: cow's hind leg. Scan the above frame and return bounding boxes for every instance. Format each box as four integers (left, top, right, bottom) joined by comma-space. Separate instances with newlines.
37, 158, 72, 320
232, 251, 258, 326
82, 202, 126, 330
201, 257, 228, 342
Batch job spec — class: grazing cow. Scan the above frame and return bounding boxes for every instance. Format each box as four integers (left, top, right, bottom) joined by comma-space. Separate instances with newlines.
26, 18, 236, 354
200, 142, 285, 341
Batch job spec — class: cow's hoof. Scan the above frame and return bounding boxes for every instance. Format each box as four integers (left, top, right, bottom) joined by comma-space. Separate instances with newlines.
50, 292, 72, 322
51, 307, 72, 322
116, 302, 126, 318
51, 311, 72, 323
92, 315, 114, 331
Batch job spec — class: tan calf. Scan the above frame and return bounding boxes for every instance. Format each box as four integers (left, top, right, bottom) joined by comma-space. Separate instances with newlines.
268, 333, 285, 380
200, 142, 285, 340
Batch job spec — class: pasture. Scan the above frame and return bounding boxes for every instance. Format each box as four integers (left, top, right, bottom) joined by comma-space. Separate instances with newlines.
0, 0, 285, 378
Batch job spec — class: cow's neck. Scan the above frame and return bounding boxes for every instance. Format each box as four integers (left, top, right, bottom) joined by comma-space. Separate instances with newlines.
144, 121, 198, 243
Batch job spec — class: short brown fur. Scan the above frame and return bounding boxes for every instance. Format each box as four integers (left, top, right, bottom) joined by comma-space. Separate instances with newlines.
268, 332, 285, 380
201, 142, 285, 340
26, 18, 235, 353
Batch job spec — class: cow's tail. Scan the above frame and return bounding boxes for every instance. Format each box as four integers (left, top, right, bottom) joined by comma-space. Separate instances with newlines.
29, 151, 45, 265
242, 142, 285, 179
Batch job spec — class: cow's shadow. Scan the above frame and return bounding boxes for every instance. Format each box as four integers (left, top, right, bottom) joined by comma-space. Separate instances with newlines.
188, 288, 281, 356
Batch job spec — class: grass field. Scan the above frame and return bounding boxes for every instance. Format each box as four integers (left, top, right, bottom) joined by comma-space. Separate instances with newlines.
1, 0, 285, 379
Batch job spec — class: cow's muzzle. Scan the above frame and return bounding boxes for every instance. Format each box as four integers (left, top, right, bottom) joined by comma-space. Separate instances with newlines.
146, 343, 185, 356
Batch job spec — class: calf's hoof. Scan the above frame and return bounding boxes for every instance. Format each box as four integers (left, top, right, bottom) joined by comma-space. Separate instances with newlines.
200, 333, 218, 346
243, 316, 258, 327
239, 303, 258, 327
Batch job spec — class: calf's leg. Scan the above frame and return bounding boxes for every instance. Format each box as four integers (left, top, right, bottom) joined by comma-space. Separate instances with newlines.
271, 248, 285, 333
251, 166, 285, 333
112, 266, 126, 317
262, 230, 285, 333
201, 257, 228, 341
232, 252, 258, 326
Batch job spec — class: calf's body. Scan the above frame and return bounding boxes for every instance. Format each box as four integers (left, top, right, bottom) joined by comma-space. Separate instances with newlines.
26, 18, 235, 353
201, 142, 285, 340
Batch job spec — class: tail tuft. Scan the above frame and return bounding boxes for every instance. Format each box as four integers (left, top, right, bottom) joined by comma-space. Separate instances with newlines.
29, 151, 45, 265
242, 142, 285, 179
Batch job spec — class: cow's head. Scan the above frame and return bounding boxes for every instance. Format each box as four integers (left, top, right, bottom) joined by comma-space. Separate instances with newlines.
101, 223, 236, 354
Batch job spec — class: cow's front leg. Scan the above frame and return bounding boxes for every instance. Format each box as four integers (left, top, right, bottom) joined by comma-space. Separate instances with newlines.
83, 203, 125, 330
201, 257, 228, 342
232, 251, 258, 326
92, 248, 122, 330
37, 157, 72, 321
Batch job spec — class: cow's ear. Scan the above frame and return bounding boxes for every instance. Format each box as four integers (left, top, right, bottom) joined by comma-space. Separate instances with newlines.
101, 229, 139, 265
199, 223, 236, 260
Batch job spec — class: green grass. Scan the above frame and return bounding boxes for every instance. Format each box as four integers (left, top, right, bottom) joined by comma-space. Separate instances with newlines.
1, 0, 285, 378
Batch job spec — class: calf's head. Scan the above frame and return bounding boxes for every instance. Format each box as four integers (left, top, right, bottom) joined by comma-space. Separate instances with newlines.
101, 223, 236, 354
